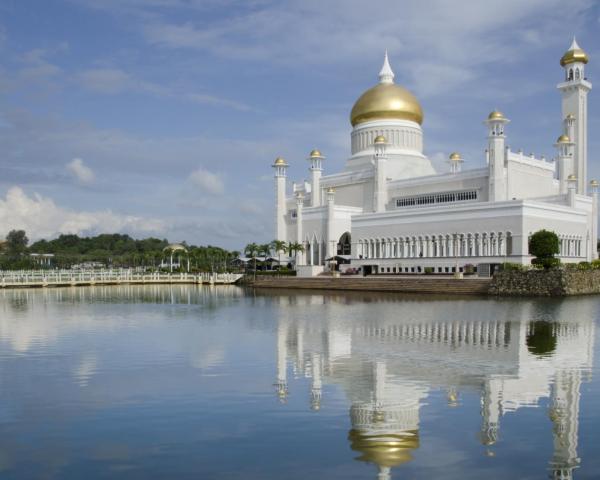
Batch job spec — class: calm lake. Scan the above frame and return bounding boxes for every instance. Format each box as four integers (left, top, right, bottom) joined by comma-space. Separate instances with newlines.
0, 285, 599, 479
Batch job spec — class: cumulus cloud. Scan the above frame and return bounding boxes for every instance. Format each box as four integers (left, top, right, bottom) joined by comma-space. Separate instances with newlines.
77, 68, 136, 94
66, 158, 95, 184
189, 168, 225, 195
0, 186, 165, 241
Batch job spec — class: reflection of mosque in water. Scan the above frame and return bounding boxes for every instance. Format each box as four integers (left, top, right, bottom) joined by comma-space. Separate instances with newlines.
272, 296, 595, 480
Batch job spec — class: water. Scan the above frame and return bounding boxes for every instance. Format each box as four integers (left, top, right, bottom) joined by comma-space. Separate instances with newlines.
1, 285, 599, 479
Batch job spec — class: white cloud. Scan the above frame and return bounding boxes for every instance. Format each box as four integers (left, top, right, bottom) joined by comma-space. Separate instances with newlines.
77, 68, 136, 94
66, 158, 95, 184
189, 168, 225, 195
0, 186, 165, 241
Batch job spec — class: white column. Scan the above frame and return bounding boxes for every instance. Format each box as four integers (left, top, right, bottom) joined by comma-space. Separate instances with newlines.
295, 193, 304, 265
273, 158, 288, 242
326, 187, 336, 259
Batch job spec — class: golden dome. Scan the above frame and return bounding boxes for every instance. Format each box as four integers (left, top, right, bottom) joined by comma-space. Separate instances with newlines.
351, 83, 423, 126
487, 110, 505, 121
567, 174, 577, 181
449, 152, 462, 161
590, 179, 599, 187
163, 243, 187, 253
374, 135, 387, 144
560, 38, 589, 67
309, 149, 322, 157
566, 113, 575, 120
348, 430, 419, 468
326, 186, 335, 193
273, 157, 288, 166
556, 134, 570, 143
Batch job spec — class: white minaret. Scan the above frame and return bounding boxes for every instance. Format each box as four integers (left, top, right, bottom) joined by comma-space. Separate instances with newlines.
276, 319, 288, 402
308, 150, 324, 207
273, 157, 288, 242
484, 110, 509, 202
295, 192, 304, 265
555, 134, 574, 194
449, 152, 463, 174
567, 174, 577, 208
557, 38, 591, 195
590, 180, 598, 260
326, 187, 336, 259
373, 135, 388, 212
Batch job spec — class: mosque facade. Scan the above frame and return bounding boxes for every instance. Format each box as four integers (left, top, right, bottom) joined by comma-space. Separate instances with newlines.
272, 39, 596, 275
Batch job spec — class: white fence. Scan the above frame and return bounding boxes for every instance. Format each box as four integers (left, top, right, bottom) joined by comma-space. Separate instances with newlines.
0, 269, 243, 288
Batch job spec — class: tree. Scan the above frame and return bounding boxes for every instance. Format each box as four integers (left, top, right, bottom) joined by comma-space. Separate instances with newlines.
244, 243, 259, 279
271, 240, 287, 270
6, 230, 28, 255
529, 229, 560, 269
286, 242, 305, 269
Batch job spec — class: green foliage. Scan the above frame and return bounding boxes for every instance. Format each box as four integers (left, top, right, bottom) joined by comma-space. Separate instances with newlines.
531, 257, 561, 269
464, 264, 475, 274
591, 259, 600, 270
6, 230, 28, 255
424, 267, 434, 274
529, 230, 559, 259
577, 261, 592, 271
501, 262, 526, 272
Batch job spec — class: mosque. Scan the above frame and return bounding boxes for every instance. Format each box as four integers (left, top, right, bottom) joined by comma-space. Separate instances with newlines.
272, 39, 596, 276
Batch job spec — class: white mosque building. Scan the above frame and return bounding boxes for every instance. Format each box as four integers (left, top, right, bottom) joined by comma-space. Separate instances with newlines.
272, 39, 597, 276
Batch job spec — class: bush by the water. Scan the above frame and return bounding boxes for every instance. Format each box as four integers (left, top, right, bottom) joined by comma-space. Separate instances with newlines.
424, 267, 434, 274
529, 230, 560, 269
532, 257, 561, 269
501, 262, 526, 271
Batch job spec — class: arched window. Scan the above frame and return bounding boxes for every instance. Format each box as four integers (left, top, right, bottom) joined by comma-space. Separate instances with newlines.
575, 68, 580, 80
569, 69, 574, 81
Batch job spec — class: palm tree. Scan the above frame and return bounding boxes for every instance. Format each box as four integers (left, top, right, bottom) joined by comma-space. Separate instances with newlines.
286, 242, 305, 269
259, 243, 272, 271
271, 240, 287, 270
244, 243, 259, 279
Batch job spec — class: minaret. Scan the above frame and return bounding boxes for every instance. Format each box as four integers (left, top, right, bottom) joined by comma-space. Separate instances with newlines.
324, 187, 337, 259
273, 157, 288, 242
484, 110, 509, 202
449, 152, 463, 174
308, 150, 324, 207
590, 180, 598, 260
373, 135, 388, 212
554, 135, 574, 194
567, 174, 577, 208
557, 38, 591, 195
295, 192, 304, 265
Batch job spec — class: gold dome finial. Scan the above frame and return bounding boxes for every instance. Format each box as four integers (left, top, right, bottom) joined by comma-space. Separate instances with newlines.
374, 135, 387, 144
449, 152, 462, 161
590, 179, 599, 187
560, 37, 589, 67
348, 429, 419, 469
273, 157, 288, 166
326, 186, 335, 194
487, 110, 505, 121
567, 174, 577, 181
309, 149, 322, 158
556, 134, 570, 144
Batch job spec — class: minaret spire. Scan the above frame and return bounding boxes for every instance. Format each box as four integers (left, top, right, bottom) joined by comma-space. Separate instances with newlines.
570, 36, 580, 51
378, 50, 395, 84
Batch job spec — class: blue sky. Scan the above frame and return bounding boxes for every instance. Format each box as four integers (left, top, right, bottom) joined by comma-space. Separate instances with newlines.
1, 0, 599, 249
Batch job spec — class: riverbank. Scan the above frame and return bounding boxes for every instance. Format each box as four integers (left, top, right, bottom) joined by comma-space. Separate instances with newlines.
489, 269, 600, 296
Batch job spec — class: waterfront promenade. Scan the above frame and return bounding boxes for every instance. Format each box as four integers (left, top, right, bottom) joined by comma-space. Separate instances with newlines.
0, 270, 243, 289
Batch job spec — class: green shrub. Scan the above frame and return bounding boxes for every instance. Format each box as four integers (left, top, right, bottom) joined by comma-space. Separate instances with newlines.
531, 257, 561, 269
501, 262, 525, 272
464, 264, 475, 274
529, 230, 559, 258
564, 263, 579, 271
591, 259, 600, 269
424, 267, 434, 274
577, 261, 592, 271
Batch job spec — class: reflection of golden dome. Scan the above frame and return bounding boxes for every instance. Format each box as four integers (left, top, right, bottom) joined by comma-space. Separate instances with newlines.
374, 135, 387, 144
351, 84, 423, 126
309, 149, 322, 157
348, 430, 419, 468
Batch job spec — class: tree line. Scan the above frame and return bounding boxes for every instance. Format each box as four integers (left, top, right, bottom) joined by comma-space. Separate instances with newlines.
0, 230, 240, 272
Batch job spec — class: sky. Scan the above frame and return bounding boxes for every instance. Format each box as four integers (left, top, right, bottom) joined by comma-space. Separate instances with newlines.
1, 0, 599, 249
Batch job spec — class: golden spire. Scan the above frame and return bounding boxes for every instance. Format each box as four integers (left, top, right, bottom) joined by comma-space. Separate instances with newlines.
560, 37, 589, 66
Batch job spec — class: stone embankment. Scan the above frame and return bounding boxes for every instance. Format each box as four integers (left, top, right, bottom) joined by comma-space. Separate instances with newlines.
251, 275, 491, 295
489, 269, 600, 296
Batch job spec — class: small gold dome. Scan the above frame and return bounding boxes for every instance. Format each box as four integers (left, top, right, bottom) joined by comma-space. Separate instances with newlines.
351, 83, 423, 126
326, 186, 335, 193
309, 149, 322, 157
566, 113, 575, 120
273, 157, 288, 166
374, 135, 387, 144
568, 174, 577, 181
560, 39, 589, 66
449, 152, 462, 161
556, 134, 570, 143
590, 179, 599, 187
487, 110, 505, 121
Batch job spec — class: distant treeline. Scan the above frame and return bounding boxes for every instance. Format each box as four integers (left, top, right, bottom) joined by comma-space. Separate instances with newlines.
0, 231, 239, 272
